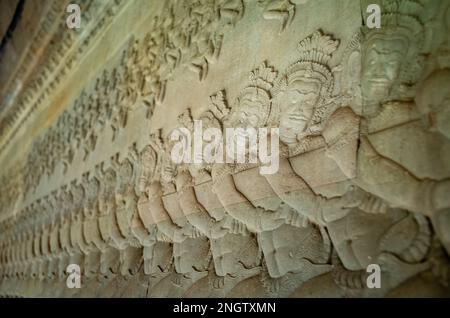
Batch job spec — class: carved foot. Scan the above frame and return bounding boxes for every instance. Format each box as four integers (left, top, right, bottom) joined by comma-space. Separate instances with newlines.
212, 275, 225, 289
171, 272, 186, 287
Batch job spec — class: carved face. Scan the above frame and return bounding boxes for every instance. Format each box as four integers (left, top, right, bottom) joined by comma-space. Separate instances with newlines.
278, 79, 320, 144
227, 91, 267, 130
361, 37, 406, 106
231, 105, 262, 129
416, 70, 450, 139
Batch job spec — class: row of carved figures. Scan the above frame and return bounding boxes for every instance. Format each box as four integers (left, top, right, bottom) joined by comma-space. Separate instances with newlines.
3, 0, 444, 225
1, 0, 450, 297
0, 117, 448, 297
21, 0, 246, 193
16, 0, 320, 198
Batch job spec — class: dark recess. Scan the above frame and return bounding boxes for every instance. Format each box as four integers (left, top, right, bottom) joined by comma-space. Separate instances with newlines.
0, 0, 26, 59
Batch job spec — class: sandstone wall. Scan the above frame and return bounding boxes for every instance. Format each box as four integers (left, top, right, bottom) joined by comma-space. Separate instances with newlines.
0, 0, 449, 297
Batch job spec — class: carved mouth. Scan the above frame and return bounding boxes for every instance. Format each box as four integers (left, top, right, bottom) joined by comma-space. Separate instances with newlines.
367, 78, 389, 85
288, 115, 307, 121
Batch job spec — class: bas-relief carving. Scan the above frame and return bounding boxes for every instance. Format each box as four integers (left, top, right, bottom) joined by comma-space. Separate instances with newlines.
257, 0, 309, 34
145, 135, 212, 297
1, 0, 450, 298
175, 109, 262, 297
13, 0, 246, 202
351, 1, 450, 294
0, 0, 127, 157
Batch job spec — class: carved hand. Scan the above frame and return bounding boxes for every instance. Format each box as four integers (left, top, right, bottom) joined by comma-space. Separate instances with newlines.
209, 219, 229, 239
259, 208, 287, 232
223, 217, 248, 236
182, 223, 202, 239
173, 228, 187, 243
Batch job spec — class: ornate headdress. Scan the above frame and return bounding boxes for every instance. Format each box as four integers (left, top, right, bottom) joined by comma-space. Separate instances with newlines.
361, 0, 425, 91
226, 62, 278, 128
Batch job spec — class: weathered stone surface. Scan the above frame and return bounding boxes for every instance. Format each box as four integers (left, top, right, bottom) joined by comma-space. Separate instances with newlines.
0, 0, 449, 298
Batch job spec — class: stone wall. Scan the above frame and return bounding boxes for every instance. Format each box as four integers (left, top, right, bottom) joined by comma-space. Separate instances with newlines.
0, 0, 449, 297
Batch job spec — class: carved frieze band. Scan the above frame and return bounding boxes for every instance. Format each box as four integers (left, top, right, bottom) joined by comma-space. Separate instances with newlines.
0, 0, 449, 297
0, 0, 127, 156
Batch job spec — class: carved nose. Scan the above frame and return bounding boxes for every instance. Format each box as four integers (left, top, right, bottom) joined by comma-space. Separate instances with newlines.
373, 63, 386, 77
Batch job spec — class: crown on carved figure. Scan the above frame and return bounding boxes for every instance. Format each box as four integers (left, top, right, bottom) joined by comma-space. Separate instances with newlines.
249, 61, 278, 92
273, 30, 338, 99
297, 30, 339, 66
226, 62, 278, 128
271, 30, 339, 130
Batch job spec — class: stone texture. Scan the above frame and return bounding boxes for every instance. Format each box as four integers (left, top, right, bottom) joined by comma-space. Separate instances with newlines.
0, 0, 449, 298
